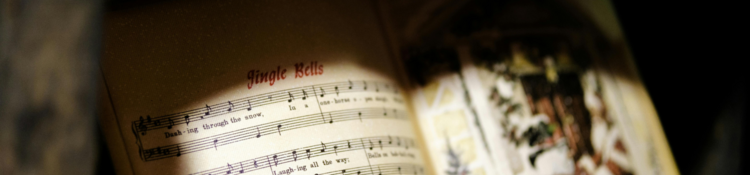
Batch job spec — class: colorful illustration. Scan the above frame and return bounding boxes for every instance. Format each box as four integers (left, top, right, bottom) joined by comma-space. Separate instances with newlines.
468, 39, 634, 175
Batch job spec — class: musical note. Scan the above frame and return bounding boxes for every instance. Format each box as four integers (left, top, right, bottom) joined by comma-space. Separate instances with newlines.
379, 140, 383, 150
398, 166, 402, 175
306, 149, 311, 159
348, 80, 353, 89
256, 127, 261, 138
389, 135, 393, 144
268, 95, 272, 101
320, 142, 326, 152
239, 162, 244, 173
329, 113, 333, 124
277, 124, 282, 135
319, 87, 325, 97
153, 118, 161, 126
287, 92, 294, 102
213, 139, 218, 150
147, 115, 152, 123
376, 83, 379, 92
145, 149, 153, 158
369, 140, 374, 150
397, 137, 401, 146
363, 81, 368, 90
378, 166, 383, 175
335, 86, 340, 96
348, 141, 351, 148
227, 101, 233, 112
334, 145, 338, 155
359, 111, 362, 121
139, 116, 147, 135
167, 118, 174, 129
272, 155, 278, 166
384, 108, 387, 116
184, 115, 190, 126
176, 146, 181, 157
292, 150, 298, 161
302, 90, 308, 100
253, 159, 258, 168
358, 171, 361, 175
247, 100, 253, 111
203, 104, 211, 119
342, 170, 346, 174
226, 163, 233, 174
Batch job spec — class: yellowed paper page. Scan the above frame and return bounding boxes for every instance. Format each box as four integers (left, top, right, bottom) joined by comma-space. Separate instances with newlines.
101, 1, 427, 174
406, 74, 502, 175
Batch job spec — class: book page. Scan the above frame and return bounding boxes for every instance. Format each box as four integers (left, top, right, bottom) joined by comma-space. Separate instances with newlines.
404, 72, 505, 175
450, 1, 678, 174
380, 0, 677, 174
100, 1, 429, 174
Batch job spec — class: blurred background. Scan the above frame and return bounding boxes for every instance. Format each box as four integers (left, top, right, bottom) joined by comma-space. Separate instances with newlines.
1, 0, 746, 174
614, 1, 747, 174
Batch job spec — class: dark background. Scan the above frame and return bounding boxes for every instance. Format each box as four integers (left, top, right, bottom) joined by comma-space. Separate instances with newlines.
614, 1, 747, 175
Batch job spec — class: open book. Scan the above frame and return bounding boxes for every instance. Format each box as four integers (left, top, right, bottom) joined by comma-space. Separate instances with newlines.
98, 0, 677, 175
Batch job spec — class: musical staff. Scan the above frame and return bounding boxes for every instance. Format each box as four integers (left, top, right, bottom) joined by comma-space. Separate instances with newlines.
140, 108, 409, 161
132, 80, 399, 135
315, 163, 424, 175
188, 136, 417, 175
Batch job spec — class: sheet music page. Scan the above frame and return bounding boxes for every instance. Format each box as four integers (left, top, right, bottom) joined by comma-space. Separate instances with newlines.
100, 1, 428, 174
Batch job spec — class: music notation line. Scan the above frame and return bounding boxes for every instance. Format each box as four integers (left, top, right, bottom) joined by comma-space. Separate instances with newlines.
315, 163, 424, 175
141, 108, 409, 161
188, 136, 417, 175
142, 108, 408, 161
132, 80, 401, 134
